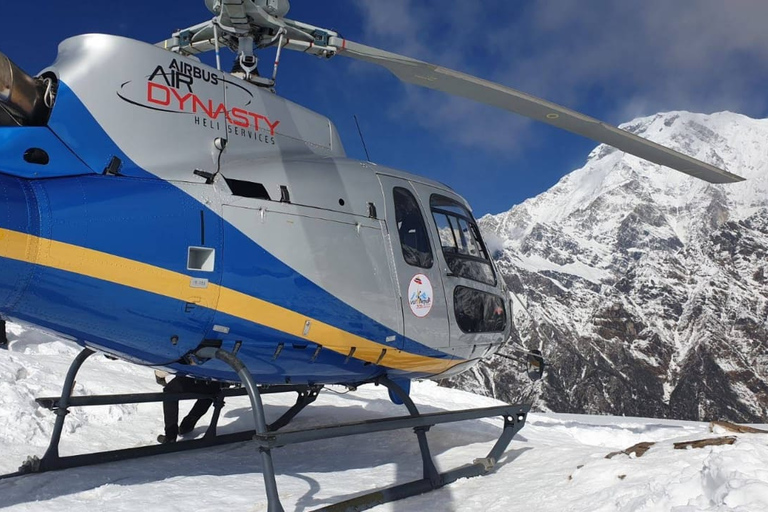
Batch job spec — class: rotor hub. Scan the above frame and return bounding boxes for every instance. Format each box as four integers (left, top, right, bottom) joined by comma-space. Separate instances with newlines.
205, 0, 290, 18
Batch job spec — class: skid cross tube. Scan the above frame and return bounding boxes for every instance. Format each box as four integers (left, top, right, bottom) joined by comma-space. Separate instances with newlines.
34, 384, 315, 410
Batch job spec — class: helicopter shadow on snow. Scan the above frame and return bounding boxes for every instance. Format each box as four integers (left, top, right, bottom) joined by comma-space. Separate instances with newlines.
286, 443, 532, 512
0, 394, 531, 511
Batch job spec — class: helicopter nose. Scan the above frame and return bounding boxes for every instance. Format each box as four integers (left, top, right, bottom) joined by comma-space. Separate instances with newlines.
0, 173, 39, 314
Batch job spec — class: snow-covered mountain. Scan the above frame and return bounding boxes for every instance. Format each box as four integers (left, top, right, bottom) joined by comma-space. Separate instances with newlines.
451, 111, 768, 423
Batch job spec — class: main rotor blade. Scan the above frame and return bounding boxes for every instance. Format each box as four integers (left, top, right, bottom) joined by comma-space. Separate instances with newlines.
330, 38, 744, 184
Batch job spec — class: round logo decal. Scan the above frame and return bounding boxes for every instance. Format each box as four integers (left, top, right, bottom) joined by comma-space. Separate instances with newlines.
408, 274, 434, 318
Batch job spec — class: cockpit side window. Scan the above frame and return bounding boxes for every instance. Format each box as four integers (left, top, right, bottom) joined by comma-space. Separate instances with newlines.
393, 187, 433, 269
430, 194, 496, 286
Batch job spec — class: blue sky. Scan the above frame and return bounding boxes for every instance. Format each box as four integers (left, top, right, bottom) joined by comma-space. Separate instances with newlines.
3, 1, 768, 215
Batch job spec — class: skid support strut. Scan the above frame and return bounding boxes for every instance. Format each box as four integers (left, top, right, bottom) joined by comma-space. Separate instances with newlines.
381, 376, 440, 488
195, 346, 285, 512
38, 348, 95, 470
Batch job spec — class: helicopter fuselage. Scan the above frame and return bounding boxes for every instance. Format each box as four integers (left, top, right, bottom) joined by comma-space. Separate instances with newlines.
0, 34, 510, 385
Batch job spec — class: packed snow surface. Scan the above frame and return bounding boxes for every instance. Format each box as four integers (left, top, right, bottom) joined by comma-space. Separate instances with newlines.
2, 322, 768, 511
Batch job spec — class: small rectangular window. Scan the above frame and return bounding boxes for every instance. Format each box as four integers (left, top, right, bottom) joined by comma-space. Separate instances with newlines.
188, 247, 215, 272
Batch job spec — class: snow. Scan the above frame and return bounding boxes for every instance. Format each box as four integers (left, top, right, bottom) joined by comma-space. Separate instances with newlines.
2, 323, 768, 511
513, 253, 612, 284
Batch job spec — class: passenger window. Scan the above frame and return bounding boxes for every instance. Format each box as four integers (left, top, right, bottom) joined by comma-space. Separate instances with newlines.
430, 195, 496, 286
454, 286, 507, 333
393, 187, 433, 268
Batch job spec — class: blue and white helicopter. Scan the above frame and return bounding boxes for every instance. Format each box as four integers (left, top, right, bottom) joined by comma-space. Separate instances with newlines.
0, 1, 744, 510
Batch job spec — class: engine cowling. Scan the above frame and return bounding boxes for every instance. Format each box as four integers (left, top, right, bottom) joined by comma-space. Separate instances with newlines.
0, 52, 51, 127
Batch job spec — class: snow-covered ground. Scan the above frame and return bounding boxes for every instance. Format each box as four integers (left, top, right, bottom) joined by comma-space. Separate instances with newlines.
2, 322, 768, 511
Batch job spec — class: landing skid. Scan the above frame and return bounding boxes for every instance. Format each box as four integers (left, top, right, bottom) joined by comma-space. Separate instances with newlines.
1, 347, 530, 512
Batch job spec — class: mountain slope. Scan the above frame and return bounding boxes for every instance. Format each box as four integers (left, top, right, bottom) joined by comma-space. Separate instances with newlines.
452, 111, 768, 423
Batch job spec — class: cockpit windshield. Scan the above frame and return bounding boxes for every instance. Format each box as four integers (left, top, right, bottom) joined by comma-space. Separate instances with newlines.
429, 195, 496, 286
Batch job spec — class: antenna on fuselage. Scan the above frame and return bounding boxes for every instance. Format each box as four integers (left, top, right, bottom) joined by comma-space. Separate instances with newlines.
354, 115, 371, 162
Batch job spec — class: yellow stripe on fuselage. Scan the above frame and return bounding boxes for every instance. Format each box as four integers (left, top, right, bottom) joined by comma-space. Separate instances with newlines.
0, 227, 460, 374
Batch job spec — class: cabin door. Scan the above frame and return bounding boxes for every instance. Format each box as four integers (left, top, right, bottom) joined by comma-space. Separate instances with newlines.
377, 174, 451, 352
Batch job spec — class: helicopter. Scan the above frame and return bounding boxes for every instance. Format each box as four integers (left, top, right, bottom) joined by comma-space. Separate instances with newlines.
0, 1, 744, 510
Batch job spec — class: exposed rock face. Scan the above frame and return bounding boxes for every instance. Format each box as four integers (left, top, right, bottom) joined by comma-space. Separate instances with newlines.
448, 111, 768, 423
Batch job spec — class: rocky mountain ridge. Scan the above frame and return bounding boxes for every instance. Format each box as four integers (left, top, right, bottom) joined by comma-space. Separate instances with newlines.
449, 111, 768, 423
